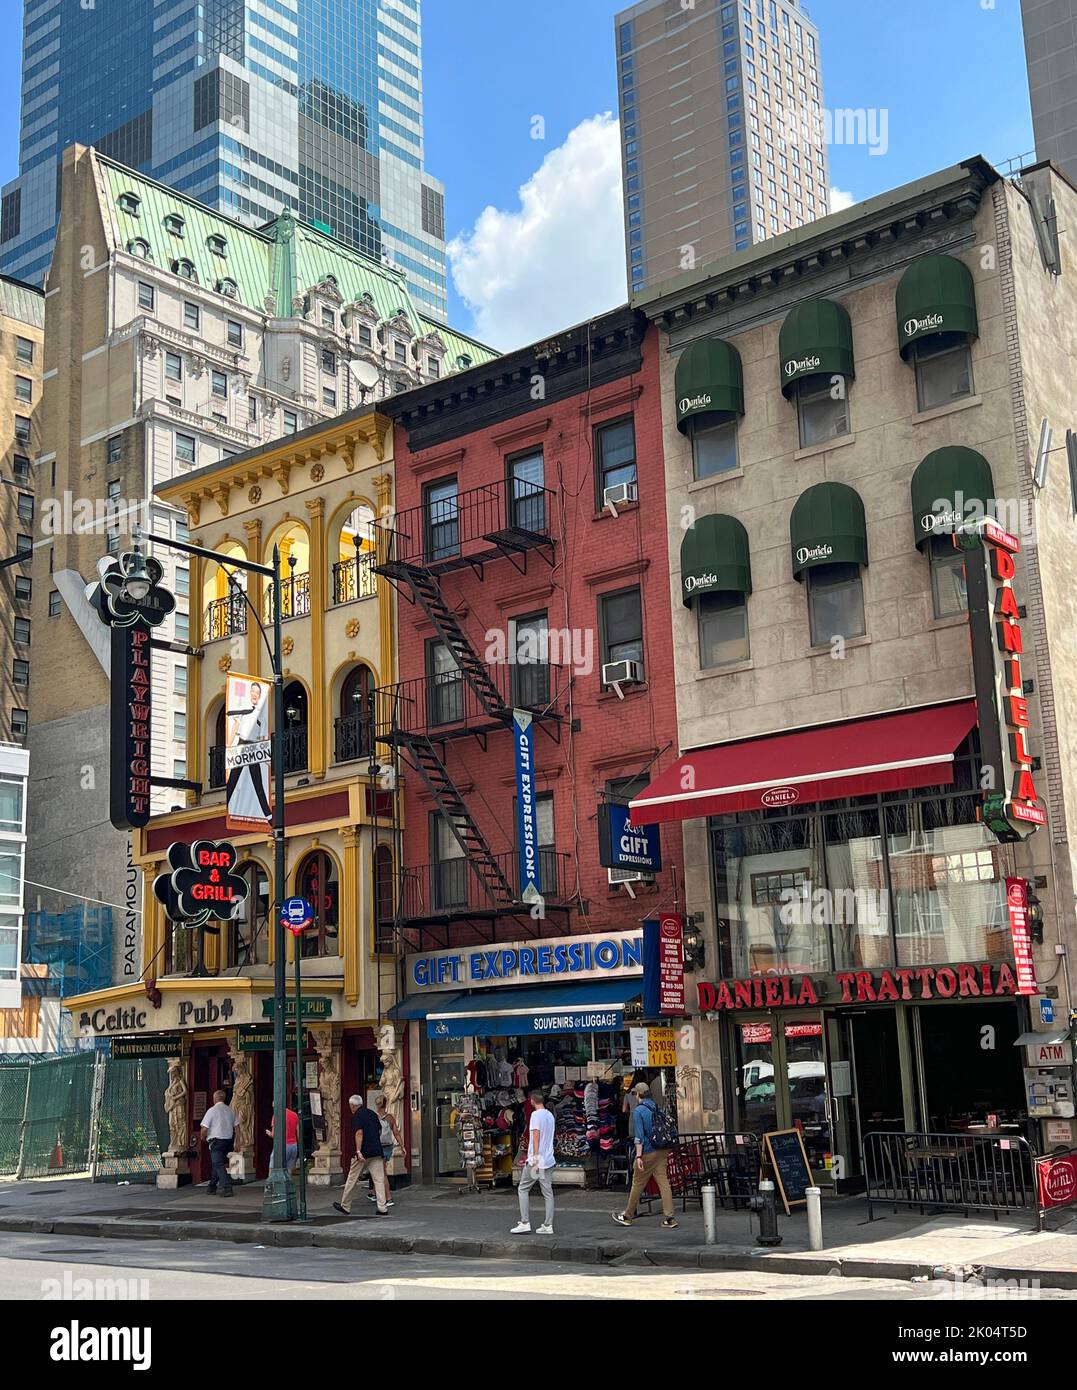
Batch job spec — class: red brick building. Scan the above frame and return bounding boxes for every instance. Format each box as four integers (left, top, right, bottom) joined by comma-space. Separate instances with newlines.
377, 306, 685, 1184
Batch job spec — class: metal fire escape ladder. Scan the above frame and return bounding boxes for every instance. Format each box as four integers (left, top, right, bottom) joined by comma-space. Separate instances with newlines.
400, 732, 516, 906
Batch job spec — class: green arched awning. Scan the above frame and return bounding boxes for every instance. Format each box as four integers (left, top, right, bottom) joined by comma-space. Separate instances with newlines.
910, 446, 995, 549
778, 298, 855, 398
896, 253, 978, 359
680, 514, 751, 606
674, 337, 744, 435
790, 481, 868, 579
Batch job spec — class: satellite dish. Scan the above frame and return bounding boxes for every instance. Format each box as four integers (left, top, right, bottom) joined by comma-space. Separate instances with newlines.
349, 359, 380, 389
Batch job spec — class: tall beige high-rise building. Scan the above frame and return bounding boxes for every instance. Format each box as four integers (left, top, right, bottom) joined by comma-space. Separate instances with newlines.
1021, 0, 1077, 183
616, 0, 830, 295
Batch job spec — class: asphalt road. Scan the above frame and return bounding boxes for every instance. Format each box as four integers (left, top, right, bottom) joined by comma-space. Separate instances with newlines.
3, 1232, 1074, 1301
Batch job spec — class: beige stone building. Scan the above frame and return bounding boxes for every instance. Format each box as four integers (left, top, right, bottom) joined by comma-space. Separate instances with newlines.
63, 409, 404, 1187
630, 156, 1077, 1184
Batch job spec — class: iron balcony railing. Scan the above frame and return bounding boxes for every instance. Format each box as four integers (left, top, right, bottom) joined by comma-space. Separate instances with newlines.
375, 661, 561, 742
334, 710, 374, 765
399, 849, 569, 921
863, 1129, 1037, 1226
204, 593, 247, 641
375, 479, 555, 571
331, 552, 379, 605
209, 728, 307, 787
263, 571, 310, 623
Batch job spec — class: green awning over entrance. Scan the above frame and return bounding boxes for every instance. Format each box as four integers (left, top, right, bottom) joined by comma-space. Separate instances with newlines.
778, 298, 855, 397
674, 336, 744, 434
910, 446, 995, 549
790, 481, 868, 579
896, 253, 978, 359
679, 514, 751, 606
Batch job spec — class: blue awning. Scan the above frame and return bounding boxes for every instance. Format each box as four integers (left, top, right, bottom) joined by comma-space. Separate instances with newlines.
388, 990, 465, 1021
425, 979, 642, 1039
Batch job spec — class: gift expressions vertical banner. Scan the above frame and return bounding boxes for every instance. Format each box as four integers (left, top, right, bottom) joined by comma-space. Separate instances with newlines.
513, 708, 541, 903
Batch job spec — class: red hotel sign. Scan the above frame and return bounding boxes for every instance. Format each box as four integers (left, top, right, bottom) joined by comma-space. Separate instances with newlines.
698, 962, 1019, 1011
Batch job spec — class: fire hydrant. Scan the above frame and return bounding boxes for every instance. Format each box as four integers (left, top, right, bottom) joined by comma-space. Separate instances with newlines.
750, 1177, 782, 1246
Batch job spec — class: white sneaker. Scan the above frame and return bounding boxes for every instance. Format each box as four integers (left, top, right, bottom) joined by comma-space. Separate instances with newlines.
510, 1221, 531, 1234
536, 1223, 554, 1235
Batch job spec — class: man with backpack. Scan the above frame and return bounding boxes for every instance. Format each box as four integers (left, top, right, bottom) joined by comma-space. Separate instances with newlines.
612, 1080, 678, 1229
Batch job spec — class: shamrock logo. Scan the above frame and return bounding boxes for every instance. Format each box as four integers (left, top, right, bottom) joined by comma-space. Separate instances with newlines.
87, 552, 176, 630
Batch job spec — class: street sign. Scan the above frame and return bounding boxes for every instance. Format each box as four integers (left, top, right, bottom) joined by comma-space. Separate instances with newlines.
281, 896, 314, 937
260, 995, 332, 1021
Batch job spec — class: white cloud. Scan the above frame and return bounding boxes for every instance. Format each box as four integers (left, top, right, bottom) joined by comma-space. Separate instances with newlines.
829, 186, 856, 213
447, 113, 626, 351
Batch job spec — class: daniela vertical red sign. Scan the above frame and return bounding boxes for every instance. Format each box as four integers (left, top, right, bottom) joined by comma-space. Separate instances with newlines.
1005, 876, 1038, 995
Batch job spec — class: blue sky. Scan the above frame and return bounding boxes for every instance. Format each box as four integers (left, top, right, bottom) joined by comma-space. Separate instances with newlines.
0, 1, 1035, 342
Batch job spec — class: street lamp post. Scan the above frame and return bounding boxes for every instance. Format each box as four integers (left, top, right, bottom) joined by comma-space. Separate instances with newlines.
127, 529, 296, 1222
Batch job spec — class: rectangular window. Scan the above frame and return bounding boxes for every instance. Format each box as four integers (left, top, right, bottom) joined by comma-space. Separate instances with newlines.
796, 379, 849, 447
914, 340, 973, 412
248, 394, 258, 422
321, 307, 336, 330
595, 417, 637, 505
174, 759, 187, 780
427, 357, 440, 377
358, 325, 372, 347
508, 447, 546, 531
15, 337, 33, 364
928, 534, 968, 619
510, 611, 551, 707
322, 387, 337, 409
184, 302, 200, 331
283, 410, 297, 433
165, 351, 182, 383
138, 282, 155, 311
321, 348, 336, 374
807, 563, 865, 644
14, 576, 30, 601
227, 319, 243, 347
394, 341, 407, 363
16, 493, 33, 525
173, 712, 186, 742
48, 590, 60, 617
107, 478, 121, 499
13, 617, 29, 644
599, 587, 644, 676
12, 660, 28, 688
13, 455, 30, 482
691, 419, 739, 479
427, 639, 463, 727
10, 710, 27, 739
431, 810, 466, 909
175, 567, 190, 596
107, 435, 122, 465
698, 591, 749, 668
175, 432, 196, 465
211, 369, 227, 397
15, 535, 31, 557
175, 611, 189, 643
423, 476, 459, 560
175, 664, 187, 694
14, 376, 31, 403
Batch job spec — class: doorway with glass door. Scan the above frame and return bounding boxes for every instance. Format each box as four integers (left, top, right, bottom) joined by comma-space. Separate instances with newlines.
730, 1012, 833, 1183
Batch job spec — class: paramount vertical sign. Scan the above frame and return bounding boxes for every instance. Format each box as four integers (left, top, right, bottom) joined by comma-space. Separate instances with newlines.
87, 552, 176, 831
958, 518, 1045, 842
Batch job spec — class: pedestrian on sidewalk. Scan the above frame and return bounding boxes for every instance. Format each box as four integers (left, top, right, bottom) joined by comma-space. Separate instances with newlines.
613, 1082, 677, 1229
200, 1089, 237, 1198
511, 1089, 555, 1235
368, 1094, 402, 1203
333, 1094, 390, 1217
266, 1105, 300, 1175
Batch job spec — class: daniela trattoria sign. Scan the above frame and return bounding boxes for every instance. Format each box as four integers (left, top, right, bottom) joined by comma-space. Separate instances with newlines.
697, 962, 1020, 1011
958, 517, 1045, 842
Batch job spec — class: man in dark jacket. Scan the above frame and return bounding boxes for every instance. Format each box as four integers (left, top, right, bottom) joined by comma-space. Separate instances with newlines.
333, 1094, 390, 1215
613, 1081, 677, 1229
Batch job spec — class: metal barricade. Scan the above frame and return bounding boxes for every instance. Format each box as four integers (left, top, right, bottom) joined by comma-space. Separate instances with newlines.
863, 1129, 1037, 1225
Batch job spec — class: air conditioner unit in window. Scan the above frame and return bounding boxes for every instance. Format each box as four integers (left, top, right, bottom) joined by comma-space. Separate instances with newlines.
607, 866, 654, 886
601, 659, 643, 697
603, 480, 638, 515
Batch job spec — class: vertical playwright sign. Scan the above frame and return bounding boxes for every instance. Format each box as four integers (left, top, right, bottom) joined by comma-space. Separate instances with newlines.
643, 914, 687, 1018
1005, 876, 1038, 996
513, 709, 541, 902
86, 551, 175, 832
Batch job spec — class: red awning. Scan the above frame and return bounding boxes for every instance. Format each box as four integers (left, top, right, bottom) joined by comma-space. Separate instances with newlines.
629, 700, 977, 825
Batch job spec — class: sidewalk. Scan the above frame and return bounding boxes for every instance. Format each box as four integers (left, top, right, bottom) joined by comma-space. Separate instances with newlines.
2, 1172, 1076, 1288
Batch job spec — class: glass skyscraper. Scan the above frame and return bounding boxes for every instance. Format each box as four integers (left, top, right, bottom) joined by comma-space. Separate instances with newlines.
1, 0, 448, 318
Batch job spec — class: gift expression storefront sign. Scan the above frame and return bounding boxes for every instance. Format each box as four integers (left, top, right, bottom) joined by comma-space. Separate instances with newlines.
407, 930, 644, 992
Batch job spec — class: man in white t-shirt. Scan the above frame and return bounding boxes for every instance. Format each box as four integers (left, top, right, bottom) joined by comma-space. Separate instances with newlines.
511, 1090, 556, 1235
199, 1090, 237, 1197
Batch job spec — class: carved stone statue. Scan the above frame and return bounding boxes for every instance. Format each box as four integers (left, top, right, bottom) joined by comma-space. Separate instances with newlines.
229, 1052, 254, 1155
164, 1058, 189, 1154
314, 1028, 341, 1159
378, 1023, 404, 1112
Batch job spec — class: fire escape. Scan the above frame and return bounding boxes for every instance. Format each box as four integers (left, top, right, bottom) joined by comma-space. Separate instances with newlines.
373, 480, 573, 946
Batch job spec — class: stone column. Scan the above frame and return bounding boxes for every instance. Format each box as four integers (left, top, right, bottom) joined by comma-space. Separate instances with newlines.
158, 1041, 193, 1189
309, 1025, 344, 1186
226, 1039, 256, 1182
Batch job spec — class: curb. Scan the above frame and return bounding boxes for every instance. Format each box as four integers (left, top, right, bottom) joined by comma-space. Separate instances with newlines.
0, 1214, 1071, 1290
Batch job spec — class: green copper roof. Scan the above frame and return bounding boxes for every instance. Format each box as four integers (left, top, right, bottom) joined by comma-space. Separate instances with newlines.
97, 154, 497, 365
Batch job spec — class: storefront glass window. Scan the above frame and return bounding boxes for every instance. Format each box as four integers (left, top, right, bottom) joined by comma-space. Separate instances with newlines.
823, 807, 891, 969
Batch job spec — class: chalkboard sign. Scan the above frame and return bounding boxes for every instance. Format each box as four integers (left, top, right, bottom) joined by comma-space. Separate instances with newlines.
762, 1128, 814, 1214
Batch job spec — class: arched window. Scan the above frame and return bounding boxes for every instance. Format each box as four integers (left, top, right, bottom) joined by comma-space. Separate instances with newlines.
217, 277, 238, 298
173, 258, 197, 281
297, 851, 339, 958
282, 680, 308, 774
264, 522, 310, 621
209, 700, 227, 788
232, 861, 269, 965
127, 237, 151, 260
335, 664, 374, 764
202, 541, 247, 641
332, 504, 377, 604
374, 844, 395, 953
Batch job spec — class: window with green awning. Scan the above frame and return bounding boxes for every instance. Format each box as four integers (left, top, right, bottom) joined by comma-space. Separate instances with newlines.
896, 254, 978, 359
679, 513, 751, 606
910, 446, 995, 549
778, 298, 855, 398
674, 337, 744, 435
789, 481, 868, 579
